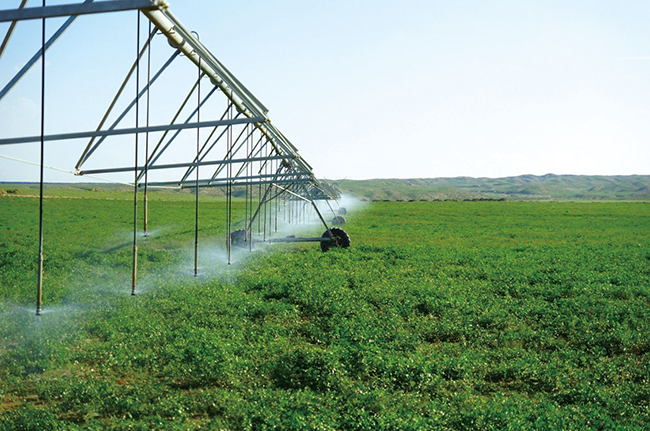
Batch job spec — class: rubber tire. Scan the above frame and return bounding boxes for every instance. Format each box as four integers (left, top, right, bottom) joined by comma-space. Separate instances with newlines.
230, 229, 247, 248
321, 227, 351, 252
338, 207, 347, 215
332, 215, 346, 226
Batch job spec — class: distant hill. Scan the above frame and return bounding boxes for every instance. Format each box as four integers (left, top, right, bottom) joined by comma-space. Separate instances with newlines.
2, 174, 649, 201
324, 174, 650, 201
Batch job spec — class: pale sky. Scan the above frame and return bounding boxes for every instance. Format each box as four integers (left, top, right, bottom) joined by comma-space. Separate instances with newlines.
0, 0, 648, 182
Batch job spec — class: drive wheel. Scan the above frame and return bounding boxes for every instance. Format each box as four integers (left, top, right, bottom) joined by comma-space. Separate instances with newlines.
332, 215, 346, 225
321, 227, 351, 252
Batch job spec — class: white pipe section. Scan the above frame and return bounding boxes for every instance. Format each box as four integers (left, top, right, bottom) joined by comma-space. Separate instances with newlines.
140, 8, 256, 121
141, 5, 324, 192
141, 9, 298, 166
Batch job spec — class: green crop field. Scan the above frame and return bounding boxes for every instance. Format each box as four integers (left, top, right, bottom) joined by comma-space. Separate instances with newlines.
0, 191, 649, 430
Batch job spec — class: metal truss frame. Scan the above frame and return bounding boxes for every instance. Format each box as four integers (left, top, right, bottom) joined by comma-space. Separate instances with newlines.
0, 0, 344, 315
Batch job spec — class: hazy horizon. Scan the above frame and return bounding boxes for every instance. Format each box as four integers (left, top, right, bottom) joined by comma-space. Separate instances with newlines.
2, 172, 650, 185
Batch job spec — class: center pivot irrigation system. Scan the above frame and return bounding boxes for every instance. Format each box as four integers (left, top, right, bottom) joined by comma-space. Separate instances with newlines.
0, 0, 351, 315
